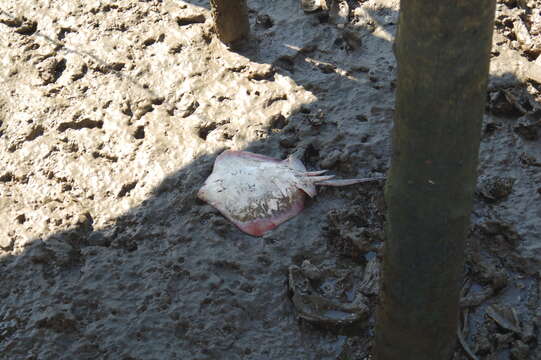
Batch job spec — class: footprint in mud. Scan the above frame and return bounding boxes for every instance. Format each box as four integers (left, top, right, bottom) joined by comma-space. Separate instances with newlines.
195, 119, 234, 142
176, 93, 200, 118
477, 176, 515, 203
288, 260, 371, 327
36, 57, 67, 85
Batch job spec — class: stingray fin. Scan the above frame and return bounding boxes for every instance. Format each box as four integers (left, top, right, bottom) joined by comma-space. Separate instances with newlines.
298, 183, 317, 198
316, 177, 385, 186
221, 150, 282, 163
229, 190, 306, 236
287, 156, 307, 172
297, 174, 334, 197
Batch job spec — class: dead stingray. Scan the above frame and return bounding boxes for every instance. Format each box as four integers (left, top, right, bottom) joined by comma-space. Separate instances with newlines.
198, 150, 384, 236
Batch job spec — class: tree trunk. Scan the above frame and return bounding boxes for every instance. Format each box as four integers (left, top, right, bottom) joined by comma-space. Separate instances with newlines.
375, 2, 496, 360
210, 0, 249, 45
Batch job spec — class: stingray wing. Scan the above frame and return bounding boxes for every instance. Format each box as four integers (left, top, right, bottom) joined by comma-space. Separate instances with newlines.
223, 189, 306, 236
199, 150, 308, 236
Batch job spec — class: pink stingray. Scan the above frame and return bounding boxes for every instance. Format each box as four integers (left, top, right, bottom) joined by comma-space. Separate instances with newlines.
197, 150, 384, 237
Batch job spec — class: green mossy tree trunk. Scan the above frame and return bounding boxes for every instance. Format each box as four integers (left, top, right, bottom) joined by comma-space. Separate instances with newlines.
375, 1, 496, 359
210, 0, 249, 45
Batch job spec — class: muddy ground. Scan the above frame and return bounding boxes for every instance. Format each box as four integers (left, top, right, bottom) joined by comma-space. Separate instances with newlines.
0, 0, 540, 359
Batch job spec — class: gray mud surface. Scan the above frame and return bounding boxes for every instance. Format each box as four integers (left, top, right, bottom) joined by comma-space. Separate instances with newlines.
0, 0, 540, 359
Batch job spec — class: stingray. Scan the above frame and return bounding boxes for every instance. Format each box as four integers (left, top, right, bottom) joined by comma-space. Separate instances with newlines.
198, 150, 384, 237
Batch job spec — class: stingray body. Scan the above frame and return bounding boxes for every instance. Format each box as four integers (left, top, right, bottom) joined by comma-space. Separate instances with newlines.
198, 150, 383, 237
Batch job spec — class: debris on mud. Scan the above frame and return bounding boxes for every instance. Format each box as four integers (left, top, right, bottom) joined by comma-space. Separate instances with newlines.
477, 176, 515, 202
288, 260, 370, 326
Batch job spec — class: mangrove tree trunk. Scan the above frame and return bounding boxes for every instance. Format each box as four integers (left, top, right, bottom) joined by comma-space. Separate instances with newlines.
375, 1, 497, 359
210, 0, 249, 45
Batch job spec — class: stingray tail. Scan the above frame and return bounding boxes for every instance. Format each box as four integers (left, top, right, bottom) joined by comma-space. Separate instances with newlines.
303, 170, 329, 176
316, 176, 386, 186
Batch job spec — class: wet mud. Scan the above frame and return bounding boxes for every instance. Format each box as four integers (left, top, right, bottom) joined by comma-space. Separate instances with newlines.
0, 0, 539, 359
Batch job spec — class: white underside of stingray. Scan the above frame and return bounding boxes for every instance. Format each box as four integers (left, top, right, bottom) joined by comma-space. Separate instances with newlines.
197, 150, 384, 237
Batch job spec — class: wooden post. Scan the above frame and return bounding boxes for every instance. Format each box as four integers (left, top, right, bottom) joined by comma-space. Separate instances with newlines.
210, 0, 249, 45
375, 1, 496, 359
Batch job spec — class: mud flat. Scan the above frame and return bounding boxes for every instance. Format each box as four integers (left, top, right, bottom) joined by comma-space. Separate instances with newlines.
0, 1, 539, 359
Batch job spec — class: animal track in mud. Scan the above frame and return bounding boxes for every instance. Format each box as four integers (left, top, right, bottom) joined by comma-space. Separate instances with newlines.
301, 143, 321, 168
176, 96, 199, 118
168, 42, 183, 54
117, 181, 138, 198
70, 62, 88, 81
3, 124, 47, 152
196, 119, 231, 141
273, 56, 295, 72
477, 176, 515, 203
37, 57, 67, 85
0, 172, 14, 182
142, 33, 165, 47
93, 61, 126, 74
132, 125, 145, 140
57, 118, 103, 132
267, 113, 287, 131
25, 124, 45, 141
0, 15, 37, 35
264, 94, 288, 108
176, 14, 206, 27
91, 151, 118, 162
